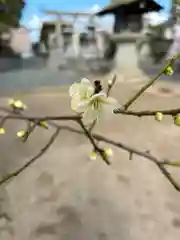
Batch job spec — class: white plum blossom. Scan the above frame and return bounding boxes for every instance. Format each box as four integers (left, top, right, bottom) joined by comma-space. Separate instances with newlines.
69, 78, 94, 111
69, 79, 120, 124
76, 92, 119, 124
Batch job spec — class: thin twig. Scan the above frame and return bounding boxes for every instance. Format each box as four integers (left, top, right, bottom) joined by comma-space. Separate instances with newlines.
115, 56, 179, 111
88, 119, 97, 133
114, 108, 180, 116
0, 114, 10, 127
92, 133, 180, 191
0, 116, 179, 191
53, 124, 180, 192
0, 128, 60, 186
1, 107, 180, 125
0, 56, 180, 192
22, 121, 38, 142
77, 119, 110, 164
107, 74, 117, 96
0, 114, 80, 122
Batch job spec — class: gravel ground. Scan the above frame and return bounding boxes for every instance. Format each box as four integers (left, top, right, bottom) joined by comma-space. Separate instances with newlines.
0, 79, 180, 239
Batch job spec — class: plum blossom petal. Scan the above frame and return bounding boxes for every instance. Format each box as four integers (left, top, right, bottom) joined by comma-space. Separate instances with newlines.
69, 78, 95, 112
74, 99, 90, 113
69, 78, 94, 100
82, 92, 120, 123
69, 82, 80, 98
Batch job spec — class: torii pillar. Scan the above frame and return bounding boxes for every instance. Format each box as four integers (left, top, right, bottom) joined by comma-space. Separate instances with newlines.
72, 14, 81, 57
55, 15, 63, 48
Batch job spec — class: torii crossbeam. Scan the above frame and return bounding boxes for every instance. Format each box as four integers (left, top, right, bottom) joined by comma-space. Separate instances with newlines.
44, 9, 98, 49
44, 10, 95, 17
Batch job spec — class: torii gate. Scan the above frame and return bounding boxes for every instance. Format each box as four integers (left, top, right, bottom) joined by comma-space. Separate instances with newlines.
44, 10, 101, 57
44, 9, 97, 32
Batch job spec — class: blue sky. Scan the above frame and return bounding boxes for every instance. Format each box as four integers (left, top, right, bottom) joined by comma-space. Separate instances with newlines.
20, 0, 171, 42
21, 0, 109, 24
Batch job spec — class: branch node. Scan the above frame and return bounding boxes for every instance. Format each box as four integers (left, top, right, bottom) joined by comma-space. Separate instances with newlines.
129, 151, 133, 160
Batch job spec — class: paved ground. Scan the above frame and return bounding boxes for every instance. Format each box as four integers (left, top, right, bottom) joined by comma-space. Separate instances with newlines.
1, 45, 180, 97
0, 67, 78, 95
0, 57, 83, 96
0, 46, 180, 239
0, 47, 107, 96
0, 79, 180, 239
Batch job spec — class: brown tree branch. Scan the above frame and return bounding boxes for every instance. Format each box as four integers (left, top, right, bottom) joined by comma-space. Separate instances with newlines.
1, 107, 180, 127
107, 74, 117, 96
114, 108, 180, 117
0, 60, 180, 192
0, 112, 180, 191
0, 114, 80, 122
22, 121, 39, 142
78, 119, 110, 164
60, 125, 180, 192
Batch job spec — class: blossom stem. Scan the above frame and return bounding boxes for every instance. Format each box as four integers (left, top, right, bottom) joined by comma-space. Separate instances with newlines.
107, 74, 116, 96
77, 119, 110, 164
114, 108, 180, 117
118, 55, 180, 111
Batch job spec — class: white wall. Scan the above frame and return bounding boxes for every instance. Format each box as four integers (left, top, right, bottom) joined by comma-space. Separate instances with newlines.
10, 27, 32, 57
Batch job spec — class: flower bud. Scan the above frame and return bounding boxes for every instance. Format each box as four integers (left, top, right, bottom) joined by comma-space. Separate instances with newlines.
12, 100, 27, 110
17, 130, 25, 138
174, 114, 180, 126
14, 100, 23, 108
40, 121, 48, 128
104, 147, 113, 157
155, 112, 163, 122
0, 128, 5, 134
90, 151, 97, 160
164, 66, 173, 76
108, 79, 113, 86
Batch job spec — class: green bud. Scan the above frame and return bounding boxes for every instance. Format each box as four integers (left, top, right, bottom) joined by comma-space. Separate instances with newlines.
164, 66, 173, 76
155, 112, 163, 122
174, 114, 180, 126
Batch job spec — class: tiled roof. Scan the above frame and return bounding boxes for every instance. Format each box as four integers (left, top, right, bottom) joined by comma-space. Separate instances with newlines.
96, 0, 163, 16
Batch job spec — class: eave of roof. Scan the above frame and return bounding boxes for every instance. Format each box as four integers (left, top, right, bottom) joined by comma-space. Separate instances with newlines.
96, 0, 163, 16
